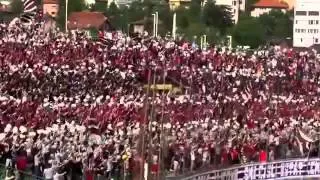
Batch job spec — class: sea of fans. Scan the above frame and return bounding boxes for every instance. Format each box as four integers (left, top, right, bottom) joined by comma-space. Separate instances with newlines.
1, 18, 320, 180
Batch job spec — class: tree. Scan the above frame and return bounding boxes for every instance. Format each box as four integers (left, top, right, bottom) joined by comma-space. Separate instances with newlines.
57, 0, 87, 30
105, 2, 121, 29
91, 0, 108, 12
232, 15, 265, 48
202, 0, 233, 35
127, 1, 145, 22
154, 3, 172, 35
258, 10, 293, 40
187, 0, 201, 22
245, 0, 259, 13
10, 0, 23, 14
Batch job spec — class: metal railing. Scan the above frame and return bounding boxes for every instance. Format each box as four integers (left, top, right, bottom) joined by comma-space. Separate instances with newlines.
166, 158, 320, 180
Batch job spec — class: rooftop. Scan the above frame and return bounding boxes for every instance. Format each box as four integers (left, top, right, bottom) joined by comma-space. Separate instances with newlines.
67, 11, 107, 30
253, 0, 289, 9
43, 0, 59, 4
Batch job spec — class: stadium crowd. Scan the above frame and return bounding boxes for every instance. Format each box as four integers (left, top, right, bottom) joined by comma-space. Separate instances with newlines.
1, 19, 320, 180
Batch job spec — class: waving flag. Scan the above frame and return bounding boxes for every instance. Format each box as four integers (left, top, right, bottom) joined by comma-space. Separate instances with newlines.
20, 0, 38, 24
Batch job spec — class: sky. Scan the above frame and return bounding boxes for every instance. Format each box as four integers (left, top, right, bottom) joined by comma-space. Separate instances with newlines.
85, 0, 96, 5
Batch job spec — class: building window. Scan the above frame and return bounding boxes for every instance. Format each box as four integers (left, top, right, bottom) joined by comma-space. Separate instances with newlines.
296, 20, 298, 24
316, 20, 319, 24
309, 11, 319, 16
233, 0, 236, 5
301, 38, 303, 42
309, 20, 314, 25
296, 11, 307, 15
316, 38, 319, 43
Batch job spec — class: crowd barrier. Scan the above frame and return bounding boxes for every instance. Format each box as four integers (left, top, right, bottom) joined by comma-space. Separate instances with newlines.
166, 158, 320, 180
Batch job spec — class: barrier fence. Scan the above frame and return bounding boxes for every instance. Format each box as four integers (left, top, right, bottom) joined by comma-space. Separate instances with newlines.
166, 158, 320, 180
3, 158, 320, 180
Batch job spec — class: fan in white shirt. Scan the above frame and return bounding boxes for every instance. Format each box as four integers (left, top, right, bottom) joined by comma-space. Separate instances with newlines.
43, 166, 54, 180
53, 171, 66, 180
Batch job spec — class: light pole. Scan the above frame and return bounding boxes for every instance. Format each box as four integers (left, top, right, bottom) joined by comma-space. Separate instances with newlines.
155, 11, 158, 37
172, 13, 176, 40
65, 0, 68, 32
200, 35, 206, 49
227, 35, 232, 49
152, 13, 156, 37
205, 35, 207, 49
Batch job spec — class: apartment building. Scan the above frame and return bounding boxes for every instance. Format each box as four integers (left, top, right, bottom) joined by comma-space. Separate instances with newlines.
293, 0, 320, 47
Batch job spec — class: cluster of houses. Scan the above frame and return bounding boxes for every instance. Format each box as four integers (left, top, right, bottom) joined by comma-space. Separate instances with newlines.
0, 0, 110, 34
3, 0, 320, 49
0, 0, 294, 27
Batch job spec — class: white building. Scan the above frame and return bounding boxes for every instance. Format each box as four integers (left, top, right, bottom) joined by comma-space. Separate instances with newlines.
251, 0, 288, 17
293, 0, 320, 47
215, 0, 245, 24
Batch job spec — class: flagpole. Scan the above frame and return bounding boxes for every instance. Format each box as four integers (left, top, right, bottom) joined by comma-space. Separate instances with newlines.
65, 0, 68, 32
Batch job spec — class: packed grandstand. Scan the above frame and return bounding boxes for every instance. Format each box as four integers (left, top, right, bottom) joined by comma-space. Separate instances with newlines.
2, 3, 320, 180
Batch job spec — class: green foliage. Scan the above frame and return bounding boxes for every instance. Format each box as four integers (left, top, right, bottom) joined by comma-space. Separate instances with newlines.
168, 0, 233, 42
258, 10, 293, 40
10, 0, 23, 14
91, 0, 108, 12
246, 0, 259, 12
53, 0, 292, 47
202, 0, 233, 35
232, 10, 293, 48
89, 27, 99, 37
187, 0, 201, 22
127, 1, 146, 22
232, 15, 266, 48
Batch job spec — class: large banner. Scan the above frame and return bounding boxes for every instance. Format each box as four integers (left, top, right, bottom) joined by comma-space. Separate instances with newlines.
167, 158, 320, 180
